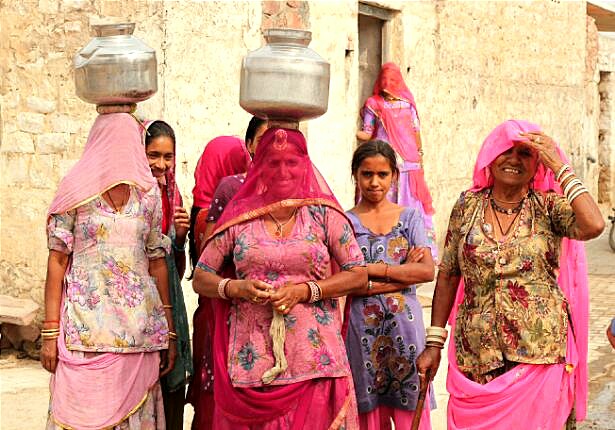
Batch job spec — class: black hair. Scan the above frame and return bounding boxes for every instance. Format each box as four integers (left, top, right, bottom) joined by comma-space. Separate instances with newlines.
244, 116, 267, 145
145, 120, 176, 147
351, 140, 399, 177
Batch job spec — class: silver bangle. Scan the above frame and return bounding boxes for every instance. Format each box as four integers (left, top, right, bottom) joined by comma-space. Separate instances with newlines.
555, 164, 571, 182
217, 278, 231, 300
558, 170, 575, 187
563, 178, 583, 198
568, 187, 589, 204
307, 281, 322, 303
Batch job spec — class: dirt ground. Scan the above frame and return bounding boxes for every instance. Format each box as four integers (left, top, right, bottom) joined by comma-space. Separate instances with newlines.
1, 231, 613, 429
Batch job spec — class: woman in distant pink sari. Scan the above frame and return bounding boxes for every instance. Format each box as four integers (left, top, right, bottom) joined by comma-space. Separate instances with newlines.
41, 113, 176, 429
357, 63, 437, 260
416, 120, 604, 429
193, 128, 368, 429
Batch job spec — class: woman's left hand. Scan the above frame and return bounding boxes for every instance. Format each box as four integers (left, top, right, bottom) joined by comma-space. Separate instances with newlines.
269, 282, 310, 315
160, 339, 177, 377
173, 206, 190, 245
519, 131, 564, 173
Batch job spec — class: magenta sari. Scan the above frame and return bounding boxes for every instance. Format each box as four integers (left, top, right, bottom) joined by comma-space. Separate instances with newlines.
446, 120, 588, 429
201, 128, 359, 429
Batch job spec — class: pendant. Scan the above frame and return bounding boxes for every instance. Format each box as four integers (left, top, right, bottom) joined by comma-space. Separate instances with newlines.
498, 257, 507, 265
482, 223, 492, 234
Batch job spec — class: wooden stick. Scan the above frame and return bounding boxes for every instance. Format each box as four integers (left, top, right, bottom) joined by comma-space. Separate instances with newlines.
411, 369, 431, 430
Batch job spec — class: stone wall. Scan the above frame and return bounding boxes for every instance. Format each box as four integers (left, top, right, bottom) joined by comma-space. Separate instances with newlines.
0, 1, 602, 316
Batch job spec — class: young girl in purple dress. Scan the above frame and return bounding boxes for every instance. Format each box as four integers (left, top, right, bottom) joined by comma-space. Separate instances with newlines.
346, 140, 436, 430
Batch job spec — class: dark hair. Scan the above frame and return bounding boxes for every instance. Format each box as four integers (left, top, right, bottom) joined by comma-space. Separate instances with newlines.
351, 140, 399, 177
245, 116, 267, 145
145, 120, 176, 147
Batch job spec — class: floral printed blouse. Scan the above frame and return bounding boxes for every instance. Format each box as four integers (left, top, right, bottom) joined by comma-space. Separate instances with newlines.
440, 189, 579, 380
197, 205, 364, 388
345, 208, 434, 413
47, 185, 171, 353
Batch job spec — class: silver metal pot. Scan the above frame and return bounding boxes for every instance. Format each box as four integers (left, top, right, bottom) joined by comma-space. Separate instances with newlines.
73, 23, 157, 105
239, 28, 330, 122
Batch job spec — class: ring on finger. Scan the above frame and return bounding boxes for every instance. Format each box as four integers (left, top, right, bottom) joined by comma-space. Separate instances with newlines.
279, 304, 287, 312
535, 137, 542, 144
251, 296, 260, 303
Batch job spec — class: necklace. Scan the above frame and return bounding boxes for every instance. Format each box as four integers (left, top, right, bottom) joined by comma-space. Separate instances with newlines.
489, 197, 523, 215
268, 208, 297, 237
491, 200, 522, 237
105, 186, 129, 213
492, 196, 524, 205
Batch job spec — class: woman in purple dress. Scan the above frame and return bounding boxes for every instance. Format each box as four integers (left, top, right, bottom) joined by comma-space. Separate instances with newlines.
346, 140, 436, 429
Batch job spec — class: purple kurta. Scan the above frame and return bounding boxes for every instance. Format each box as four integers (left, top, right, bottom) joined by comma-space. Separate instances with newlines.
345, 208, 435, 413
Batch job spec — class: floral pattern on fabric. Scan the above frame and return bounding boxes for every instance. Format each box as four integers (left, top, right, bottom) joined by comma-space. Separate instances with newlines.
345, 208, 434, 413
197, 205, 364, 387
439, 189, 579, 380
47, 186, 171, 353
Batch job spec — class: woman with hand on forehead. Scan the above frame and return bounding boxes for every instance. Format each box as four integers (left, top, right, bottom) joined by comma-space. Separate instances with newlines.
416, 120, 604, 429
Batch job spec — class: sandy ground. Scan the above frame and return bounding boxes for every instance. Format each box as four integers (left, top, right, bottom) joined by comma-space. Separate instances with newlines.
1, 231, 613, 429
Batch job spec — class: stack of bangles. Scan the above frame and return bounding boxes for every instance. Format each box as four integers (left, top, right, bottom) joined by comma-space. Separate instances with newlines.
425, 326, 448, 349
556, 164, 589, 203
306, 281, 322, 303
168, 331, 177, 342
41, 326, 60, 341
218, 278, 232, 300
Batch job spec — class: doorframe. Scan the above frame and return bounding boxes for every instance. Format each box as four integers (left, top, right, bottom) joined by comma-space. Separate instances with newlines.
358, 2, 397, 64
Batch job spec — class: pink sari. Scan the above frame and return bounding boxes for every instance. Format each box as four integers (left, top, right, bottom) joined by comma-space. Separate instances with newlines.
363, 63, 434, 215
446, 120, 588, 429
203, 128, 358, 429
47, 114, 162, 429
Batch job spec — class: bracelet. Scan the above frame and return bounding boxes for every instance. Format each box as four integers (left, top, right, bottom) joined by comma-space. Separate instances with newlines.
41, 328, 60, 334
367, 279, 374, 291
425, 341, 445, 349
418, 149, 424, 156
168, 331, 178, 340
568, 187, 589, 204
162, 304, 173, 309
563, 178, 582, 198
218, 278, 231, 300
42, 335, 59, 341
558, 170, 575, 187
384, 264, 390, 283
172, 241, 186, 252
555, 164, 571, 182
306, 281, 322, 303
426, 326, 448, 339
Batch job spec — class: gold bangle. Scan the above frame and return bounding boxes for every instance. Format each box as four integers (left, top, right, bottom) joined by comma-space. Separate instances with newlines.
168, 331, 178, 340
162, 304, 173, 309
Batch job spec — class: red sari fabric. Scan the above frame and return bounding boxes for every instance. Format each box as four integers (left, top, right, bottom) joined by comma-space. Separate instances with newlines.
363, 63, 434, 215
203, 128, 357, 429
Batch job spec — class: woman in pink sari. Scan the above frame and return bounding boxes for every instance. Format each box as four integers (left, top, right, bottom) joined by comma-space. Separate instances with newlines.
416, 120, 604, 429
192, 128, 368, 429
41, 113, 176, 429
357, 63, 437, 260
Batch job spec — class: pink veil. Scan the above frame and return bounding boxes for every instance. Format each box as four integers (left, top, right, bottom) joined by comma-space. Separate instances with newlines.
446, 120, 588, 428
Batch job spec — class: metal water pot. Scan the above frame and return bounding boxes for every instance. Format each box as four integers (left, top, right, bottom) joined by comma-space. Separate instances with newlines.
239, 28, 330, 122
74, 23, 157, 105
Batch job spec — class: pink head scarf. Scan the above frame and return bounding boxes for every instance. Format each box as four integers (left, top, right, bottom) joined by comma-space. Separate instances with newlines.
446, 120, 589, 429
48, 113, 156, 215
212, 128, 343, 234
191, 136, 251, 209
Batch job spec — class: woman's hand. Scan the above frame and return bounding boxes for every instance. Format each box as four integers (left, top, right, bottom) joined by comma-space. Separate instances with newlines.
407, 246, 425, 263
227, 279, 273, 304
416, 346, 442, 384
40, 338, 59, 373
519, 131, 564, 173
173, 206, 190, 246
269, 282, 310, 315
160, 340, 177, 377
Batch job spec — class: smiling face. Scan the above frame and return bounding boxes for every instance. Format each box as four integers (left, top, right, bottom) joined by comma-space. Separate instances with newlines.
355, 154, 396, 204
261, 149, 306, 200
146, 135, 175, 179
489, 142, 539, 188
